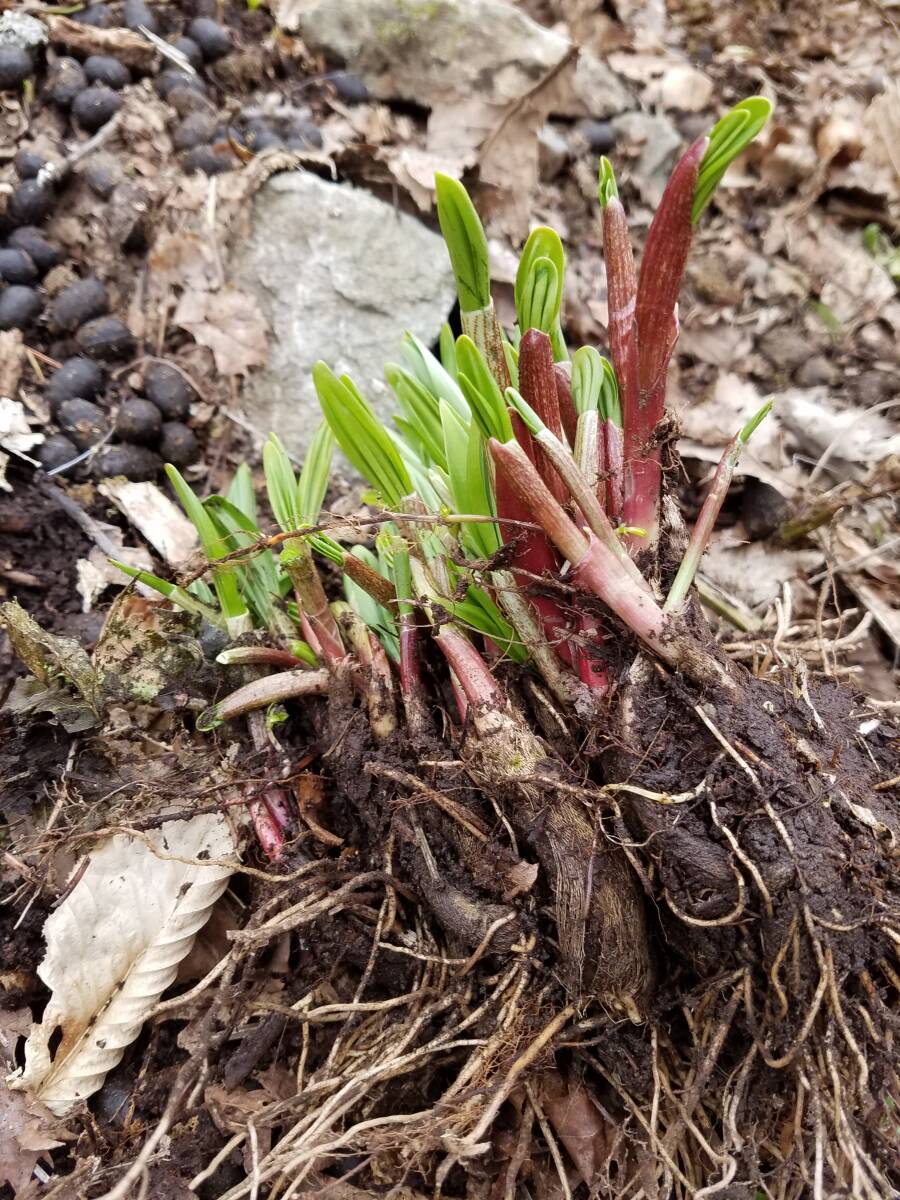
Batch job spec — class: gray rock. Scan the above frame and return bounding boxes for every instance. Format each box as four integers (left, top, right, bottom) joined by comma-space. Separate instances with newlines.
231, 171, 456, 457
795, 354, 839, 388
280, 0, 628, 117
611, 111, 682, 206
0, 12, 48, 53
538, 123, 568, 182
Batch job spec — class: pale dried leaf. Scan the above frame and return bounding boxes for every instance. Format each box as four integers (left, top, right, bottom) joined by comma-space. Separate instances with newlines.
0, 1084, 65, 1195
0, 331, 24, 399
9, 814, 235, 1116
76, 542, 153, 613
174, 286, 269, 377
702, 538, 824, 610
0, 398, 43, 458
99, 479, 199, 567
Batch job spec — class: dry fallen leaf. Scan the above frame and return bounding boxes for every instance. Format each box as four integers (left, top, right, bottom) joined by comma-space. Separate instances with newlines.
9, 814, 235, 1116
0, 1083, 66, 1195
99, 480, 199, 567
174, 285, 269, 377
0, 331, 24, 400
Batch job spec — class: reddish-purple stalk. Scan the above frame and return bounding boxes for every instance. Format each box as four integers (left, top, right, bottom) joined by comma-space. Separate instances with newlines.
288, 545, 346, 670
487, 437, 732, 690
433, 624, 503, 709
493, 420, 573, 667
519, 330, 569, 507
554, 364, 578, 448
621, 137, 707, 546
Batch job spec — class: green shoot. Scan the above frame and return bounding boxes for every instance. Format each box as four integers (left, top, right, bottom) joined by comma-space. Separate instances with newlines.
515, 226, 567, 359
597, 157, 619, 207
435, 172, 492, 314
455, 336, 513, 443
401, 332, 469, 419
109, 560, 225, 627
571, 346, 603, 415
314, 362, 412, 507
298, 422, 335, 525
692, 97, 773, 223
165, 465, 250, 630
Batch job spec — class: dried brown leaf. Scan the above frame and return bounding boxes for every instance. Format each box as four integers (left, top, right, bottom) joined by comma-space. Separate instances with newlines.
174, 285, 269, 377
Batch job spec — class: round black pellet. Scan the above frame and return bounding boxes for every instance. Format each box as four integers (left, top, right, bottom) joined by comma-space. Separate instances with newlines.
123, 0, 158, 34
46, 356, 105, 407
58, 398, 106, 450
0, 249, 38, 286
159, 420, 198, 465
156, 69, 208, 100
115, 397, 162, 444
13, 150, 45, 180
173, 111, 217, 151
37, 433, 80, 473
144, 362, 192, 418
285, 119, 322, 151
75, 316, 135, 361
171, 36, 203, 70
84, 55, 131, 90
0, 286, 43, 330
73, 3, 112, 27
8, 180, 54, 226
7, 228, 61, 275
187, 17, 231, 61
328, 71, 369, 104
0, 46, 34, 91
72, 85, 122, 133
52, 278, 109, 333
48, 58, 88, 108
182, 145, 232, 175
93, 443, 161, 481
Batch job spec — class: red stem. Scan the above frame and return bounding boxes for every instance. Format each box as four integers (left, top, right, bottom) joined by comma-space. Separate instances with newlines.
519, 330, 569, 507
493, 437, 573, 666
623, 137, 706, 543
434, 626, 502, 708
554, 363, 578, 448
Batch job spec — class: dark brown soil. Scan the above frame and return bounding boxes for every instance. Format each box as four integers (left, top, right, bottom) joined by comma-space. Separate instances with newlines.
0, 472, 94, 700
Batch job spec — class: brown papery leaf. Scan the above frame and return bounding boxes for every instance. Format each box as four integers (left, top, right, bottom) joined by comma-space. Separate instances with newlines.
174, 286, 269, 377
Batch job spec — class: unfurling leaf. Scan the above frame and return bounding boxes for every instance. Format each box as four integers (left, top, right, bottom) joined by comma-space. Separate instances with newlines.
435, 173, 491, 314
693, 97, 772, 223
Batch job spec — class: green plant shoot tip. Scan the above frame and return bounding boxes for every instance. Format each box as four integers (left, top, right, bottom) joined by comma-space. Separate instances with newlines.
505, 387, 542, 438
434, 173, 492, 315
597, 157, 618, 207
693, 97, 773, 224
739, 398, 773, 444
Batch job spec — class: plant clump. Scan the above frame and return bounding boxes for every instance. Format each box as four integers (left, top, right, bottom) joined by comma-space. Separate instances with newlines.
4, 96, 898, 1199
